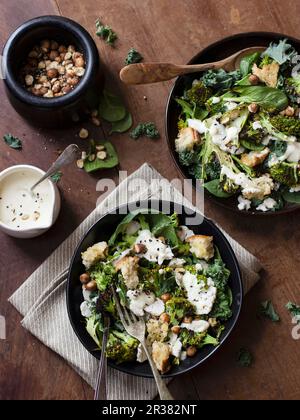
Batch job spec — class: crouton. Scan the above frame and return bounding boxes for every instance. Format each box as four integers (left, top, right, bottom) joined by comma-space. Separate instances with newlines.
186, 235, 214, 261
152, 341, 171, 374
81, 242, 108, 269
175, 127, 200, 153
252, 62, 279, 88
146, 319, 169, 343
240, 148, 269, 168
242, 174, 274, 200
115, 256, 140, 289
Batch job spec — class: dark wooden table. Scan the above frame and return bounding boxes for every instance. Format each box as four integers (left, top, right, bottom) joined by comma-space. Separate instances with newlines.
1, 0, 300, 400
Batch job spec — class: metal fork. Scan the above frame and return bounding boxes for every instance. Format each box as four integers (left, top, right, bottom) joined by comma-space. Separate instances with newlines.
112, 288, 174, 400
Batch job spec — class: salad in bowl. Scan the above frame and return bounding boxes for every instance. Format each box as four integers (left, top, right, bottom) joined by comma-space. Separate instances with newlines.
78, 210, 235, 374
174, 39, 300, 212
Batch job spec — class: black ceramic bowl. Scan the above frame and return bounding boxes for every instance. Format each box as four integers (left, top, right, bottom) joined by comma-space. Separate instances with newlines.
2, 15, 103, 127
166, 32, 300, 216
66, 200, 243, 378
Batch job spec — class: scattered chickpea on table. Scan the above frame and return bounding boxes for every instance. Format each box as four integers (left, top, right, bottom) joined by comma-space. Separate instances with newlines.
20, 39, 86, 98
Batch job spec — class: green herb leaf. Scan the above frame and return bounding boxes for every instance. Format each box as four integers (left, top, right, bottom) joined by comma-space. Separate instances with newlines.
95, 19, 117, 46
282, 191, 300, 204
240, 138, 265, 151
260, 300, 280, 322
99, 90, 127, 122
203, 179, 233, 198
109, 112, 133, 134
50, 171, 62, 183
239, 52, 261, 77
125, 48, 143, 65
286, 301, 300, 323
262, 39, 297, 65
84, 141, 119, 173
3, 133, 22, 149
237, 348, 253, 367
130, 122, 160, 140
226, 85, 288, 111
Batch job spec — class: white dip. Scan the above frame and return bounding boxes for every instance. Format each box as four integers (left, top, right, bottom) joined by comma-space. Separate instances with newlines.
0, 169, 53, 230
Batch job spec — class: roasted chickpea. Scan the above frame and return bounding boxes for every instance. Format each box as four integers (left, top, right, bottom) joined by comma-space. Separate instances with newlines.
183, 316, 193, 324
159, 313, 170, 323
49, 50, 59, 60
85, 280, 97, 291
186, 346, 197, 357
134, 243, 147, 254
248, 103, 259, 113
248, 74, 259, 85
47, 68, 58, 79
160, 293, 172, 303
171, 326, 181, 334
79, 273, 90, 284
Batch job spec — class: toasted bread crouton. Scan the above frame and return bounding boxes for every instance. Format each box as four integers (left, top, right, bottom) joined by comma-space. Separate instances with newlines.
146, 319, 169, 343
240, 148, 270, 168
252, 62, 279, 88
242, 174, 274, 200
152, 341, 171, 374
186, 235, 214, 261
175, 127, 200, 153
81, 242, 108, 269
115, 256, 139, 289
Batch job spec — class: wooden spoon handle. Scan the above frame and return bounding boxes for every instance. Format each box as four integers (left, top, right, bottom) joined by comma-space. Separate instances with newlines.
119, 62, 219, 85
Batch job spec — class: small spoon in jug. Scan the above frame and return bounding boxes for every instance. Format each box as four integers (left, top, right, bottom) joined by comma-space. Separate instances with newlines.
120, 46, 265, 85
30, 144, 79, 192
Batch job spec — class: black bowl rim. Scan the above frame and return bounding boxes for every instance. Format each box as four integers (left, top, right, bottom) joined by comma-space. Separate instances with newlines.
66, 199, 243, 379
165, 31, 300, 217
2, 15, 99, 108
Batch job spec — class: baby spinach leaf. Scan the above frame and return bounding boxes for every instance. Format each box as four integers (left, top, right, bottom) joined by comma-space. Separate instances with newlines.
3, 133, 22, 149
240, 138, 265, 151
99, 90, 127, 122
225, 85, 288, 111
203, 179, 233, 198
84, 141, 118, 173
282, 191, 300, 204
109, 111, 133, 134
239, 52, 261, 77
259, 300, 280, 322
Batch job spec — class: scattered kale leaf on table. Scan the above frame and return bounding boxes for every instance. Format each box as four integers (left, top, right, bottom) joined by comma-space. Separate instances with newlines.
237, 348, 253, 367
3, 133, 22, 149
260, 300, 280, 322
95, 19, 117, 46
125, 48, 143, 65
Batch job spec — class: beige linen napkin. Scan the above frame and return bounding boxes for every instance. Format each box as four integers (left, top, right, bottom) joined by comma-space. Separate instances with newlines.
9, 163, 262, 400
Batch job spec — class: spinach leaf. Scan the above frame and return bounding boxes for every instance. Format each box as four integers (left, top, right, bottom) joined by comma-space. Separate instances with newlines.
203, 179, 234, 198
50, 171, 63, 183
147, 213, 179, 246
286, 301, 300, 323
240, 138, 265, 151
175, 98, 194, 119
282, 191, 300, 204
259, 300, 280, 322
84, 141, 118, 172
237, 348, 253, 367
226, 85, 288, 111
239, 52, 261, 77
108, 211, 141, 245
156, 271, 177, 296
3, 133, 22, 149
109, 111, 132, 134
99, 90, 126, 122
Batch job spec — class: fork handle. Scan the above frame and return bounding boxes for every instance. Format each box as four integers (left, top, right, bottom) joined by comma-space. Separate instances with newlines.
141, 341, 174, 400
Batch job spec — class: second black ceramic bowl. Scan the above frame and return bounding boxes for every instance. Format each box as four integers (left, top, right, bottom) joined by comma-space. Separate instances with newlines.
166, 32, 300, 216
66, 200, 243, 378
2, 15, 103, 127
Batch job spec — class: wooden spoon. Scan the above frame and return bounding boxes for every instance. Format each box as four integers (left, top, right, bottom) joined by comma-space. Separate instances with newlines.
120, 46, 265, 85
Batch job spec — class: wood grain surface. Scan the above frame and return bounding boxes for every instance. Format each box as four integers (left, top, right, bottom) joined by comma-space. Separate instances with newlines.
0, 0, 300, 400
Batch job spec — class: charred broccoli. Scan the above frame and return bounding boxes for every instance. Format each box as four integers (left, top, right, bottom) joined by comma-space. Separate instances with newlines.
269, 162, 299, 186
180, 329, 219, 349
186, 82, 212, 106
105, 330, 139, 364
269, 115, 300, 137
90, 262, 116, 292
165, 297, 195, 324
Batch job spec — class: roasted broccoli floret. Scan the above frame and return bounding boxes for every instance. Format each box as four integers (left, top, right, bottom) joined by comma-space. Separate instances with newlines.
269, 115, 300, 137
186, 82, 212, 106
90, 262, 116, 292
180, 329, 219, 349
86, 313, 103, 347
165, 297, 195, 324
105, 330, 139, 364
269, 162, 299, 186
221, 177, 240, 194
